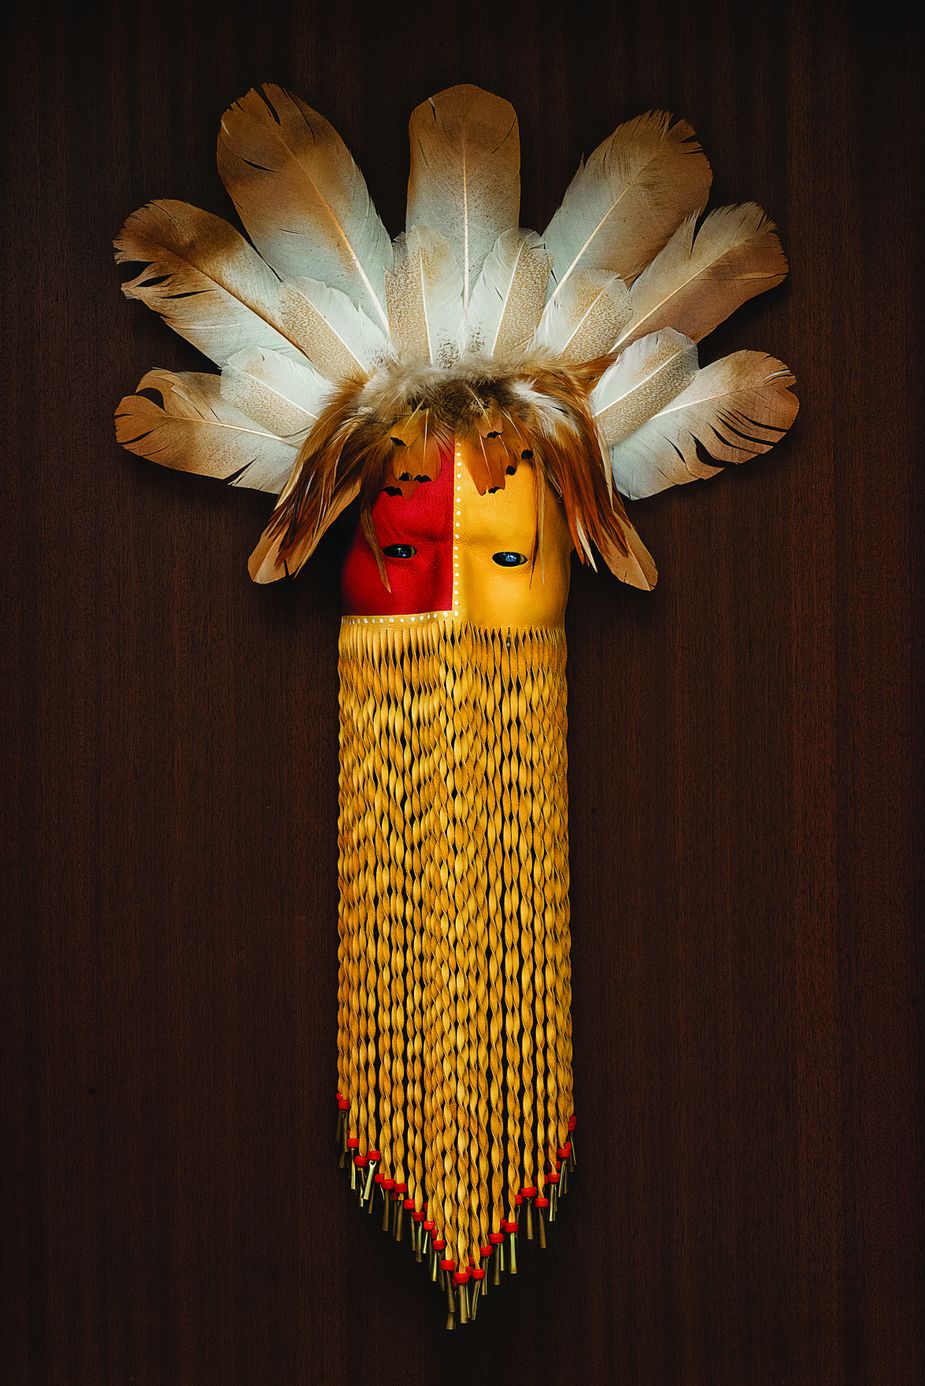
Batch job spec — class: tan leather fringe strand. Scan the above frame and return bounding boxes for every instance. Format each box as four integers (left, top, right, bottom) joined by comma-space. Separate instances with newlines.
336, 617, 576, 1298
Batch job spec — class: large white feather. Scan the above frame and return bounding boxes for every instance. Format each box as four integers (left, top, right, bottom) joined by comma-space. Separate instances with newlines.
277, 277, 392, 381
220, 348, 331, 441
217, 84, 392, 331
610, 351, 799, 499
593, 328, 698, 446
385, 226, 465, 367
463, 228, 551, 356
533, 267, 631, 361
543, 111, 712, 303
614, 203, 789, 351
406, 84, 520, 310
115, 369, 299, 494
115, 201, 302, 369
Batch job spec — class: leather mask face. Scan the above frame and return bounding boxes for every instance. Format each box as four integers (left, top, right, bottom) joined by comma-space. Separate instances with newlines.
341, 447, 573, 629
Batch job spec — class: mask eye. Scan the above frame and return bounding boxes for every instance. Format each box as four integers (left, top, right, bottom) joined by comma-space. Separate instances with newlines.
492, 551, 528, 567
383, 543, 416, 559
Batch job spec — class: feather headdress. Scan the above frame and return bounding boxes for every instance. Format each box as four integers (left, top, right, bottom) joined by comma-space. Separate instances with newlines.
116, 83, 796, 585
115, 82, 798, 1325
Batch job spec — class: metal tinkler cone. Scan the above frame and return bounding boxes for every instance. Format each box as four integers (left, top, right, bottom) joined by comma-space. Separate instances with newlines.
500, 1218, 518, 1274
362, 1152, 380, 1203
413, 1213, 426, 1262
391, 1183, 408, 1241
347, 1138, 359, 1189
557, 1140, 573, 1189
334, 1093, 348, 1147
489, 1229, 505, 1275
536, 1196, 550, 1250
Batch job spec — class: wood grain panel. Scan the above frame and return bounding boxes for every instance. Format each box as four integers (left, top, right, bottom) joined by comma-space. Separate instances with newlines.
1, 2, 921, 1383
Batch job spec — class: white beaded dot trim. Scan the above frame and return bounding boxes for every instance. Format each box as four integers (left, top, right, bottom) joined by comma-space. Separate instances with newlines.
452, 445, 462, 618
340, 610, 454, 627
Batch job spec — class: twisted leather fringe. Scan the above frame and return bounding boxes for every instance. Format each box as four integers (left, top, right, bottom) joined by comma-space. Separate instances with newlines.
337, 618, 574, 1278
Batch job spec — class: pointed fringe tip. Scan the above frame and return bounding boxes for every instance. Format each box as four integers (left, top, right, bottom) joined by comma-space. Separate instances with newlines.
335, 1095, 578, 1326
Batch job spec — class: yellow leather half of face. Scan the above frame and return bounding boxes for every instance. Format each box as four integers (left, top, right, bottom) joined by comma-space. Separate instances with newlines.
454, 453, 573, 629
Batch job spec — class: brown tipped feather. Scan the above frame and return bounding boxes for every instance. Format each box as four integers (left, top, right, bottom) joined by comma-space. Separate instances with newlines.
386, 407, 451, 486
249, 378, 379, 582
520, 361, 657, 588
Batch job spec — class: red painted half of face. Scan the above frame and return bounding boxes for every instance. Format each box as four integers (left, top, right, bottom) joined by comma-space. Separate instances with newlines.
340, 448, 454, 616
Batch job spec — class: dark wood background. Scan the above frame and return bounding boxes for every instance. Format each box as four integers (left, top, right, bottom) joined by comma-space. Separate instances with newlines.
2, 1, 922, 1382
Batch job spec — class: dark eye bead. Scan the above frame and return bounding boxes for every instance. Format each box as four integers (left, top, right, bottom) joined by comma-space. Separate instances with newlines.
492, 551, 528, 567
383, 543, 416, 559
